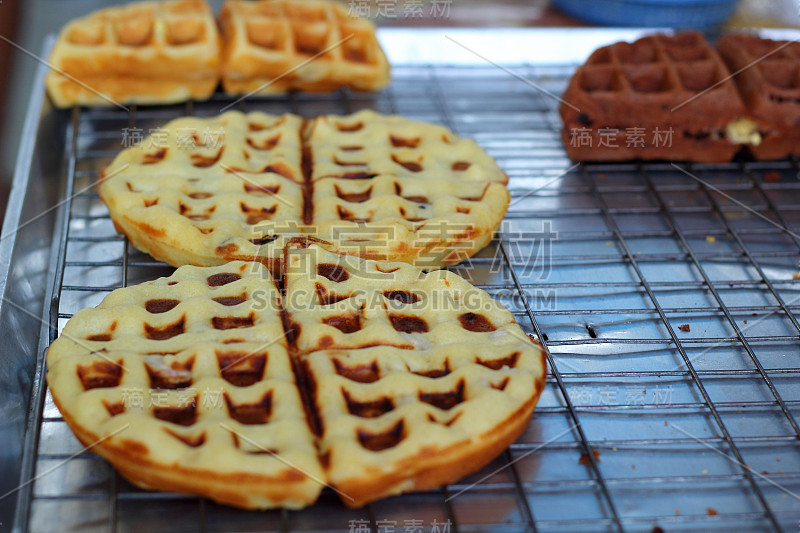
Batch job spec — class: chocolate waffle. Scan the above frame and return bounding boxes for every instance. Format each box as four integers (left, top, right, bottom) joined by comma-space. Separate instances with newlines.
46, 0, 221, 107
560, 32, 753, 162
99, 110, 510, 270
716, 33, 800, 160
219, 0, 390, 95
46, 245, 546, 509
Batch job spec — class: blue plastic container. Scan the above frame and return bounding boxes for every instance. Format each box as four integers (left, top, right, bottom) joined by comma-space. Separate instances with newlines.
552, 0, 740, 29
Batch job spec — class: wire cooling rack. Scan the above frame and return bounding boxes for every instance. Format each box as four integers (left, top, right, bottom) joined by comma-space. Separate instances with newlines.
15, 61, 800, 533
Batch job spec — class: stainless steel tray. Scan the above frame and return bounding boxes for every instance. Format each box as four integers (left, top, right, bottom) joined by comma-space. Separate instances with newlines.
2, 28, 800, 533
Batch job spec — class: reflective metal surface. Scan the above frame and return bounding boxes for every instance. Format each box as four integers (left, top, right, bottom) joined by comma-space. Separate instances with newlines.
3, 29, 800, 533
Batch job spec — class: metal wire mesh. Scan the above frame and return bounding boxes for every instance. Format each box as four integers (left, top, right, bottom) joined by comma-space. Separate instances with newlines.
19, 63, 800, 533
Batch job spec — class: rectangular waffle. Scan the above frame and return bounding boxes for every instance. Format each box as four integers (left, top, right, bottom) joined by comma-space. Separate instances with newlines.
560, 32, 750, 163
716, 33, 800, 160
46, 0, 221, 107
219, 0, 390, 95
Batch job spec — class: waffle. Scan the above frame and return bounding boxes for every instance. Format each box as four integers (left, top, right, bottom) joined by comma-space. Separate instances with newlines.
285, 243, 533, 354
560, 32, 752, 162
306, 345, 543, 506
219, 0, 390, 95
716, 34, 800, 160
45, 261, 324, 509
46, 245, 546, 509
287, 244, 546, 506
99, 109, 510, 270
46, 0, 221, 107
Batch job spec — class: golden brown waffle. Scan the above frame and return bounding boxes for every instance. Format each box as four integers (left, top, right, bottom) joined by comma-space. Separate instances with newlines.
99, 110, 510, 270
99, 111, 305, 271
46, 245, 546, 509
305, 345, 542, 507
46, 0, 221, 107
219, 0, 390, 95
288, 244, 546, 507
286, 243, 534, 354
560, 32, 750, 162
46, 261, 325, 509
716, 34, 800, 160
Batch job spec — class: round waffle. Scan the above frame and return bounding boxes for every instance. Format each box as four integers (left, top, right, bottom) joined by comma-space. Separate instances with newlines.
99, 109, 510, 271
46, 244, 546, 509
